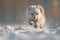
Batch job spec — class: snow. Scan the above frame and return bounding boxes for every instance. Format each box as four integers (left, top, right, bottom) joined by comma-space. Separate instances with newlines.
0, 23, 60, 40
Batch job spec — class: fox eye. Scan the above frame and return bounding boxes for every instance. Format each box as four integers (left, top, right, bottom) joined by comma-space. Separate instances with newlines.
31, 13, 33, 15
36, 13, 38, 15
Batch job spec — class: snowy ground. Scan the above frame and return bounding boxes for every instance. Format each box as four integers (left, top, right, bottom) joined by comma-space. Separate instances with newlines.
0, 23, 60, 40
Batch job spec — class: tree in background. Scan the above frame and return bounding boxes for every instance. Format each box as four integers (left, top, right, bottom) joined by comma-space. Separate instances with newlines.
52, 0, 58, 21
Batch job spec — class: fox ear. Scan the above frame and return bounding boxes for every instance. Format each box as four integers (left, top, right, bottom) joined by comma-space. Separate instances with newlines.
38, 5, 45, 15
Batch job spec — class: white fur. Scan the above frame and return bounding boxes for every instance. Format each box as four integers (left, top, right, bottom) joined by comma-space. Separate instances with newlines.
25, 5, 46, 28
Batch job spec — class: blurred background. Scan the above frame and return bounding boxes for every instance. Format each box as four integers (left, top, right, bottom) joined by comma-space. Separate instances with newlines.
0, 0, 60, 25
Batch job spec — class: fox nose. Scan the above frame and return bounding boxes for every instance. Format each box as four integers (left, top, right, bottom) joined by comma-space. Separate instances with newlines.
33, 16, 37, 19
32, 16, 37, 20
34, 16, 35, 19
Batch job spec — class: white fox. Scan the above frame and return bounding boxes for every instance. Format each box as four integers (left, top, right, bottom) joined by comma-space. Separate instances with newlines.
26, 5, 46, 28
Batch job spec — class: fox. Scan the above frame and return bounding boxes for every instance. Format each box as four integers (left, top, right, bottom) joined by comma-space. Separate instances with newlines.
25, 5, 46, 28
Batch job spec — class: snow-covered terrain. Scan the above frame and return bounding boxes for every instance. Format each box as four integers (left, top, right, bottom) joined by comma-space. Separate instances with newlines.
0, 23, 60, 40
